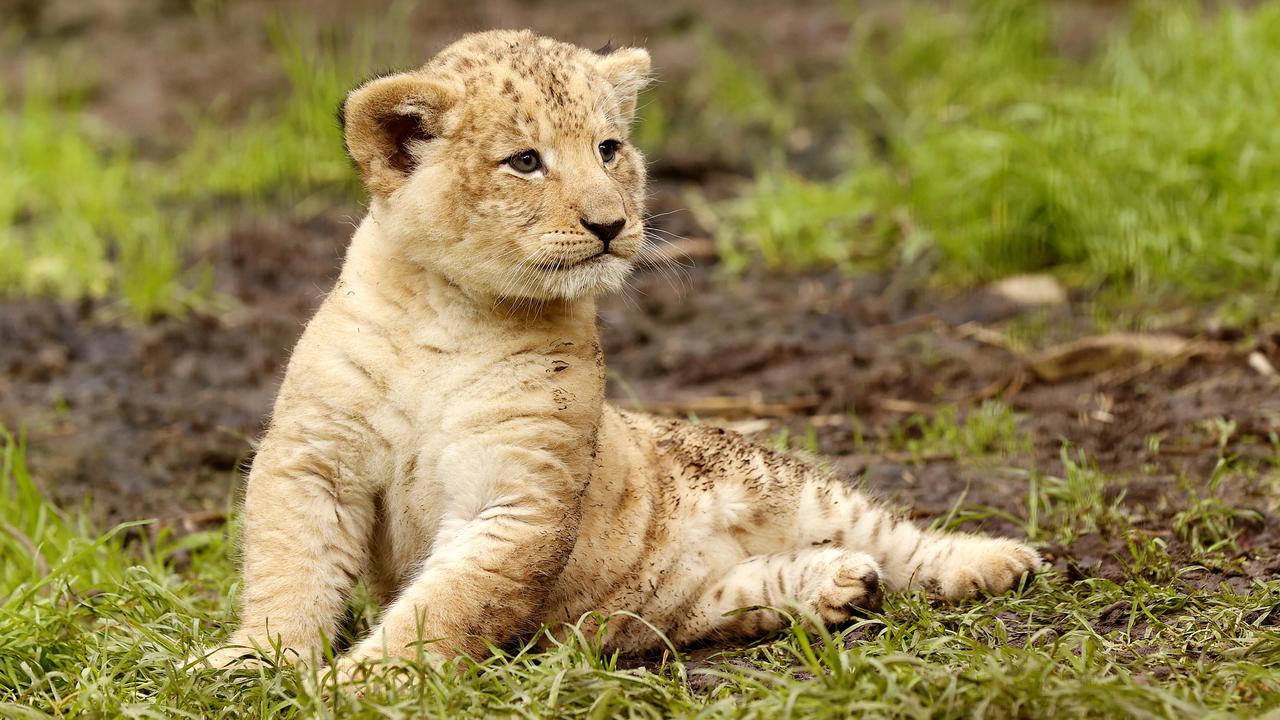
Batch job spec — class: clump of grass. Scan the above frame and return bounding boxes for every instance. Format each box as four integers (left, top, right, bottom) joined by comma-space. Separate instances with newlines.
1, 12, 408, 318
688, 37, 796, 152
770, 422, 821, 456
633, 32, 798, 170
715, 168, 898, 274
717, 0, 1280, 301
176, 12, 411, 202
885, 401, 1030, 463
1028, 448, 1125, 544
0, 69, 189, 317
1173, 459, 1265, 556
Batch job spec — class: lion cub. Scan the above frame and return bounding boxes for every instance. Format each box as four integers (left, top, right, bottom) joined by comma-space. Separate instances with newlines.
205, 30, 1039, 671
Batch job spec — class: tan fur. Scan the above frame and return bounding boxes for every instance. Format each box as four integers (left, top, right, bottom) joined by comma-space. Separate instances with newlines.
201, 31, 1039, 673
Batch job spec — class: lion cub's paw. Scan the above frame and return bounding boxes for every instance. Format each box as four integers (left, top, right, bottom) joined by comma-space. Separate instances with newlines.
323, 658, 370, 696
813, 551, 885, 624
191, 644, 269, 671
934, 537, 1040, 601
322, 650, 450, 698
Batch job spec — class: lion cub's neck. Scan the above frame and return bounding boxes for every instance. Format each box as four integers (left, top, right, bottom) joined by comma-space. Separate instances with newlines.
341, 215, 600, 345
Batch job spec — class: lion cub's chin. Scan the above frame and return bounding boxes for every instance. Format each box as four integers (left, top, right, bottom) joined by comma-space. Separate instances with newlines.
526, 254, 635, 301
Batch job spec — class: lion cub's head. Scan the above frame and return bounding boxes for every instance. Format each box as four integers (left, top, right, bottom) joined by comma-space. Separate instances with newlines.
341, 30, 651, 301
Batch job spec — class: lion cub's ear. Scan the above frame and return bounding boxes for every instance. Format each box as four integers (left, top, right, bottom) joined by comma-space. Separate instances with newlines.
341, 72, 457, 196
595, 47, 651, 127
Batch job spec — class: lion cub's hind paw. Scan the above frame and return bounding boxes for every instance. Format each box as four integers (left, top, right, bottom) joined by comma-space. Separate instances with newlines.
935, 537, 1040, 602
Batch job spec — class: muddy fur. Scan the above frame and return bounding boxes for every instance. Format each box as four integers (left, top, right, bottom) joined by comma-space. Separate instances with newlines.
201, 30, 1039, 673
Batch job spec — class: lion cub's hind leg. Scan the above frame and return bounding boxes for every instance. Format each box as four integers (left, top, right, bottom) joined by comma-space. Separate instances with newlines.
797, 479, 1041, 601
670, 547, 884, 646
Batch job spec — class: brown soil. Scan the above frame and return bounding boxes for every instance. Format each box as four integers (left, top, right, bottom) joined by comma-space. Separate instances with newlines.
2, 0, 1278, 587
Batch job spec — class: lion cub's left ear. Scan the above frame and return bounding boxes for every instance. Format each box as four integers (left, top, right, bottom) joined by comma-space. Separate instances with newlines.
595, 47, 651, 127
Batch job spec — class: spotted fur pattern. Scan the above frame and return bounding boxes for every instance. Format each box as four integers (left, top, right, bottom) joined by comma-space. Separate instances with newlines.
201, 31, 1039, 673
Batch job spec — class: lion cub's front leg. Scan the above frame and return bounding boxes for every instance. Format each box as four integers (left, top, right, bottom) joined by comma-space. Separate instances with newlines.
204, 437, 378, 669
340, 438, 583, 670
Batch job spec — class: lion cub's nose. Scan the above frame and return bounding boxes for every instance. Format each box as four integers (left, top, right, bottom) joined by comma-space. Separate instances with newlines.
581, 217, 626, 249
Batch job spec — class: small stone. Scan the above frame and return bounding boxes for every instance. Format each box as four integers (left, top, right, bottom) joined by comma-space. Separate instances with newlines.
987, 274, 1068, 307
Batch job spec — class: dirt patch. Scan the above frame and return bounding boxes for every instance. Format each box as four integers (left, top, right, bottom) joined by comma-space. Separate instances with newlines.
0, 210, 349, 518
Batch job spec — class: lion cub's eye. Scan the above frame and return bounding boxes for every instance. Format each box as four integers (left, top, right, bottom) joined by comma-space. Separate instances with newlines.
506, 150, 542, 174
598, 139, 620, 164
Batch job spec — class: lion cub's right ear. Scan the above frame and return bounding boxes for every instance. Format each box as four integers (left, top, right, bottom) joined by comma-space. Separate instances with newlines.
341, 72, 458, 197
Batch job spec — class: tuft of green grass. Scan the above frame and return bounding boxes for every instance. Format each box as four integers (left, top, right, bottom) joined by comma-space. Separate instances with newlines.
1173, 458, 1266, 557
632, 32, 800, 172
0, 68, 190, 318
1027, 448, 1126, 544
175, 11, 412, 203
0, 12, 409, 319
716, 0, 1280, 302
884, 401, 1030, 464
715, 168, 898, 274
770, 423, 821, 456
5, 428, 1280, 717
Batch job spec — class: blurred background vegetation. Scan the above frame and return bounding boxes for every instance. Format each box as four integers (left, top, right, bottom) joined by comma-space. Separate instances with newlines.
2, 0, 1277, 320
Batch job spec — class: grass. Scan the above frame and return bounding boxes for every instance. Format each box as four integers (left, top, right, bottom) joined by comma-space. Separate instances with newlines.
713, 0, 1280, 306
632, 30, 796, 171
1173, 458, 1267, 557
0, 67, 191, 318
0, 13, 405, 318
1027, 448, 1126, 545
884, 401, 1030, 464
4, 426, 1279, 718
175, 12, 411, 203
766, 402, 1027, 466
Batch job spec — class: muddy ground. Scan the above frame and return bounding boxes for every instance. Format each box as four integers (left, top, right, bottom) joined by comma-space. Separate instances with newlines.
2, 0, 1278, 587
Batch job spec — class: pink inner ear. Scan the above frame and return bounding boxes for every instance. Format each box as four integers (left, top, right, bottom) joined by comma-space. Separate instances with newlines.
380, 111, 434, 175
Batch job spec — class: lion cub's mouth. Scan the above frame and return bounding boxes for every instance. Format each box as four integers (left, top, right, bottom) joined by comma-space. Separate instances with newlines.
536, 252, 614, 272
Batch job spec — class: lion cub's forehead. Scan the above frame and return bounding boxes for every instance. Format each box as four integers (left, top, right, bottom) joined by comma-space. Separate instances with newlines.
427, 31, 610, 134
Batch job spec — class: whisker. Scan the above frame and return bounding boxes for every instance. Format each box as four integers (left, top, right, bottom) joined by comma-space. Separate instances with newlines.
643, 208, 685, 223
640, 237, 698, 270
642, 231, 699, 267
637, 234, 694, 296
